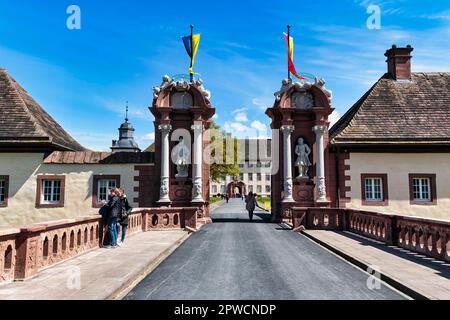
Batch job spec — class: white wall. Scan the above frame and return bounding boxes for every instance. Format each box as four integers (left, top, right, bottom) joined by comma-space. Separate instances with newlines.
346, 153, 450, 220
0, 153, 152, 227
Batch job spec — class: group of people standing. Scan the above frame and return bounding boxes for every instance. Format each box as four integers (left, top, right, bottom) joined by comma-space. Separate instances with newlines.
99, 188, 132, 248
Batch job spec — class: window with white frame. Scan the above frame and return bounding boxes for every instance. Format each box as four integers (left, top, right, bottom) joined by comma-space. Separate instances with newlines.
265, 174, 271, 181
97, 179, 117, 203
257, 185, 262, 193
212, 185, 218, 194
248, 173, 253, 181
41, 180, 62, 204
248, 185, 253, 192
220, 185, 226, 193
364, 178, 383, 201
412, 177, 431, 202
265, 185, 271, 193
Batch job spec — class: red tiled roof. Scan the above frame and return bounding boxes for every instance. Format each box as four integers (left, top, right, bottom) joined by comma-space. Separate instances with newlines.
0, 69, 85, 151
43, 151, 155, 164
330, 73, 450, 146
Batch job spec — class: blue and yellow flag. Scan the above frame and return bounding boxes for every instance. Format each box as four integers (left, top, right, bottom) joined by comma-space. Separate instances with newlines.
182, 34, 201, 75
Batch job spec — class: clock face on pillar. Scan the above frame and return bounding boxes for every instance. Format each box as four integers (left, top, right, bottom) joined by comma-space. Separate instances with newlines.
171, 92, 193, 109
291, 92, 315, 109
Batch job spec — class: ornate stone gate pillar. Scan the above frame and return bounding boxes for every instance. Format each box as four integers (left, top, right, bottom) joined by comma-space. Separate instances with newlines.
281, 125, 295, 202
313, 125, 327, 202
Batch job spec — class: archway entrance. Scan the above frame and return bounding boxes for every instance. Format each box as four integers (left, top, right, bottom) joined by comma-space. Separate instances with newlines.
227, 181, 247, 198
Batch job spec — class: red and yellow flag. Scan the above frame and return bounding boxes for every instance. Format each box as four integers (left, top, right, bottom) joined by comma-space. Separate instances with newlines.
283, 32, 305, 80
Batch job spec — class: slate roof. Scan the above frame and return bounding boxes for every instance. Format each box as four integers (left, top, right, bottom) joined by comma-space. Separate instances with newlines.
330, 72, 450, 146
0, 68, 85, 151
43, 151, 155, 164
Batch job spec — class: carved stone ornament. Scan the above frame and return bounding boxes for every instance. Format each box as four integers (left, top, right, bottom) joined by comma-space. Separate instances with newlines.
274, 78, 293, 101
194, 181, 202, 197
292, 91, 315, 109
153, 75, 173, 99
317, 177, 327, 200
160, 179, 169, 197
193, 78, 211, 100
172, 92, 193, 109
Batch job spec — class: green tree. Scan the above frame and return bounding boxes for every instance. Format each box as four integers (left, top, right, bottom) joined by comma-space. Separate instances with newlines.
209, 121, 241, 183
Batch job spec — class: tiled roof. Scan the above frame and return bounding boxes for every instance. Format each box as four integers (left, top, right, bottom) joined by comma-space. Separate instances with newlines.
0, 69, 85, 151
43, 151, 155, 164
330, 72, 450, 145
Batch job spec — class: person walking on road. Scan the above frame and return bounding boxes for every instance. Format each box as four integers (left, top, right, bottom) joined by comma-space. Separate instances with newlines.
245, 191, 257, 222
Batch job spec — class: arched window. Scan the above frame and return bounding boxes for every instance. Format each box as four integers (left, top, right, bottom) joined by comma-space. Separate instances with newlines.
4, 245, 12, 270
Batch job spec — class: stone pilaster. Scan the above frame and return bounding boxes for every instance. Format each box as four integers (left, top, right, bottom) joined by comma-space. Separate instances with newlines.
158, 124, 172, 203
313, 125, 327, 202
281, 125, 295, 202
191, 123, 204, 202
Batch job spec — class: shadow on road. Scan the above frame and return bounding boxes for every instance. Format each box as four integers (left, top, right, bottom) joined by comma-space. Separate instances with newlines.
212, 212, 272, 223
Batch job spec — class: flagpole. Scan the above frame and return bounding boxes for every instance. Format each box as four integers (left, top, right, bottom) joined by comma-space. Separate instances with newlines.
287, 24, 291, 81
190, 24, 194, 83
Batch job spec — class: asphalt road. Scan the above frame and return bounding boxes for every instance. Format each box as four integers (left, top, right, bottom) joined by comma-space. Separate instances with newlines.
124, 199, 406, 300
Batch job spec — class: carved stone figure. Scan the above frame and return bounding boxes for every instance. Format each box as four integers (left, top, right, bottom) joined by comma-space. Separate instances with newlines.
172, 136, 190, 178
294, 137, 312, 178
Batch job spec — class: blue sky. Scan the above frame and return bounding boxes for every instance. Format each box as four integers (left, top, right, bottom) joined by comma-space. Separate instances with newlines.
0, 0, 449, 150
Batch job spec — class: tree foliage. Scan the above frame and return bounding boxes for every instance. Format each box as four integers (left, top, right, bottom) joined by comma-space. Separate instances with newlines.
209, 121, 241, 183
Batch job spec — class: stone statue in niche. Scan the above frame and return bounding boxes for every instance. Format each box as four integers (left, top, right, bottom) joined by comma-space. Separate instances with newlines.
172, 136, 190, 178
294, 137, 312, 179
292, 91, 314, 109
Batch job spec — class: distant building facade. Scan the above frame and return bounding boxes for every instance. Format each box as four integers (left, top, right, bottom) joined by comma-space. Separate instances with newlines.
210, 138, 272, 198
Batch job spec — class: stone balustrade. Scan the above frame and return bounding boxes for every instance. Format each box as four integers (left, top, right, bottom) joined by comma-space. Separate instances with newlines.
396, 216, 450, 262
291, 207, 450, 262
0, 207, 199, 282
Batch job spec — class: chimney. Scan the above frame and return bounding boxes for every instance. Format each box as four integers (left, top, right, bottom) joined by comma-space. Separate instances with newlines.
384, 44, 414, 80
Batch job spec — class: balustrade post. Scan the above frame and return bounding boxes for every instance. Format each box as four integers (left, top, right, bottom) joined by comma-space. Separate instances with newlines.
14, 225, 45, 280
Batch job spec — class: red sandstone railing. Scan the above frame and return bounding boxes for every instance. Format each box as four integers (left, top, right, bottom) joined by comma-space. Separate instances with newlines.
396, 216, 450, 261
291, 207, 450, 262
0, 207, 199, 282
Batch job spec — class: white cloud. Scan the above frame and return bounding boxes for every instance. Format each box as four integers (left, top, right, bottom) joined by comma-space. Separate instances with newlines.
234, 112, 249, 122
212, 114, 219, 120
142, 132, 155, 141
328, 111, 341, 127
223, 122, 249, 133
251, 120, 267, 132
232, 107, 248, 115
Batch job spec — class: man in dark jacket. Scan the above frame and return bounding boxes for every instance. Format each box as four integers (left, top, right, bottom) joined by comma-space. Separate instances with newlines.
117, 188, 132, 245
104, 188, 122, 248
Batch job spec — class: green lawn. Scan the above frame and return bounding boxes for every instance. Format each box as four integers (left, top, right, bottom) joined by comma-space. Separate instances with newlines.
209, 197, 223, 204
257, 197, 271, 210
